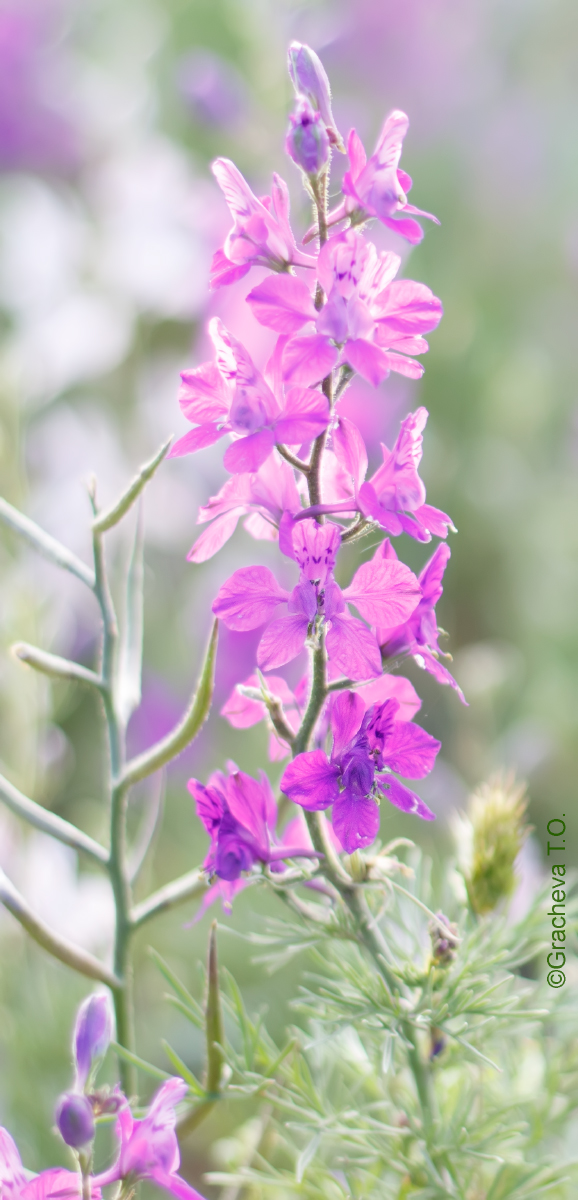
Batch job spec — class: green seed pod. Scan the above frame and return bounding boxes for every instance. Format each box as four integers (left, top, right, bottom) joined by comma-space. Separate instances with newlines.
457, 773, 530, 915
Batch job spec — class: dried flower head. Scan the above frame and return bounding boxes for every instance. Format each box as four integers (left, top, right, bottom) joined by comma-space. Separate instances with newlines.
456, 772, 530, 915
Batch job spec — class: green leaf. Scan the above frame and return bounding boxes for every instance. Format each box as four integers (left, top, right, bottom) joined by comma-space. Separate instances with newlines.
92, 437, 172, 533
111, 1041, 170, 1082
116, 503, 144, 725
161, 1041, 205, 1096
149, 947, 204, 1026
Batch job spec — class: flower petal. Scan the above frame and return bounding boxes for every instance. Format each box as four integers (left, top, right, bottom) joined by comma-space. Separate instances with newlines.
326, 614, 382, 679
330, 690, 365, 757
169, 425, 225, 457
247, 276, 316, 333
383, 721, 441, 778
379, 775, 435, 820
187, 510, 243, 563
257, 613, 308, 669
283, 335, 339, 386
178, 362, 230, 423
332, 416, 368, 491
280, 750, 340, 809
344, 557, 420, 627
223, 429, 276, 474
275, 386, 330, 445
342, 339, 391, 386
212, 566, 289, 630
332, 791, 380, 853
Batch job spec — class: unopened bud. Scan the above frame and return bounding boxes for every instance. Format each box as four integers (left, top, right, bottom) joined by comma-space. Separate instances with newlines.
428, 912, 459, 965
55, 1093, 95, 1149
287, 41, 344, 151
457, 773, 530, 916
74, 992, 114, 1090
286, 98, 330, 176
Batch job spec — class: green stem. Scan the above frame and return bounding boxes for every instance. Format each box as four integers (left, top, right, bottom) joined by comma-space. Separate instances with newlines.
293, 640, 327, 755
91, 515, 136, 1097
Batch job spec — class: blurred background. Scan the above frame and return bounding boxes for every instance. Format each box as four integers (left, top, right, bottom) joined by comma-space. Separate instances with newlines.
0, 0, 577, 1189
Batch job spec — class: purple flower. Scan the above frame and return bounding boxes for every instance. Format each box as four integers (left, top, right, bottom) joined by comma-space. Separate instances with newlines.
246, 229, 442, 387
210, 159, 316, 288
337, 407, 455, 541
325, 113, 439, 245
73, 991, 114, 1091
168, 318, 330, 474
187, 449, 301, 563
55, 1094, 95, 1150
280, 690, 439, 853
0, 1127, 101, 1200
287, 41, 343, 150
188, 763, 316, 882
212, 518, 420, 680
94, 1079, 205, 1200
286, 97, 330, 177
375, 539, 466, 704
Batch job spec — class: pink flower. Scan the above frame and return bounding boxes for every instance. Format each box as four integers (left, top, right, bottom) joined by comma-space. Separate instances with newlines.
168, 318, 330, 474
187, 449, 301, 563
210, 159, 316, 288
280, 690, 438, 853
333, 407, 454, 542
212, 518, 420, 680
94, 1080, 205, 1200
188, 763, 316, 880
246, 229, 442, 387
326, 112, 439, 245
375, 539, 466, 704
0, 1128, 100, 1200
287, 42, 343, 150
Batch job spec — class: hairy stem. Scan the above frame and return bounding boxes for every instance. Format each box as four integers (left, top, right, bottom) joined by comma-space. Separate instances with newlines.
293, 640, 327, 754
276, 444, 311, 474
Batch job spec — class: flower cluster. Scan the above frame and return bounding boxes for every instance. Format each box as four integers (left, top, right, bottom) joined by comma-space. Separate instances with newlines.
182, 42, 463, 895
1, 995, 206, 1200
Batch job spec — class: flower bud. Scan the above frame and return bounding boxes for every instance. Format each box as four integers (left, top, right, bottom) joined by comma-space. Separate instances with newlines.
55, 1093, 95, 1149
287, 41, 344, 150
428, 912, 459, 965
286, 97, 330, 177
74, 992, 114, 1090
456, 773, 530, 916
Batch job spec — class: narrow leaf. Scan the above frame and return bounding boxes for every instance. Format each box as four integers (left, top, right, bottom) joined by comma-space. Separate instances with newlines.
205, 921, 224, 1095
0, 496, 95, 588
111, 1041, 170, 1082
92, 437, 172, 533
148, 947, 204, 1024
296, 1133, 321, 1183
161, 1041, 205, 1095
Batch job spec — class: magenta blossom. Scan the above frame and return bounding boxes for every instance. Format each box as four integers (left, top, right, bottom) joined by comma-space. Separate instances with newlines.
187, 450, 301, 563
212, 519, 420, 680
94, 1079, 204, 1200
287, 42, 343, 150
210, 159, 316, 288
331, 408, 454, 542
0, 1128, 101, 1200
280, 690, 439, 853
286, 96, 330, 176
325, 112, 439, 245
376, 539, 466, 704
188, 763, 316, 882
247, 229, 442, 387
169, 318, 329, 474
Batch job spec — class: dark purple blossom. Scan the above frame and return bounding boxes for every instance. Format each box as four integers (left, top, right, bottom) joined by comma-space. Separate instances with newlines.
375, 539, 466, 703
169, 318, 329, 474
280, 690, 439, 853
247, 229, 442, 387
188, 763, 315, 882
212, 518, 420, 680
210, 159, 316, 288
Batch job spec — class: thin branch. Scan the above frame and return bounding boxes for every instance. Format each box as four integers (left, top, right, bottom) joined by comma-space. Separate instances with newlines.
122, 620, 218, 787
92, 438, 172, 534
130, 868, 207, 929
0, 496, 95, 589
341, 517, 370, 544
12, 643, 104, 690
0, 867, 121, 988
0, 772, 108, 866
275, 444, 311, 474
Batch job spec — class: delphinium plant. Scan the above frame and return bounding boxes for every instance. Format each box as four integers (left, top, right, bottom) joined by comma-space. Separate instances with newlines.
0, 39, 577, 1200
